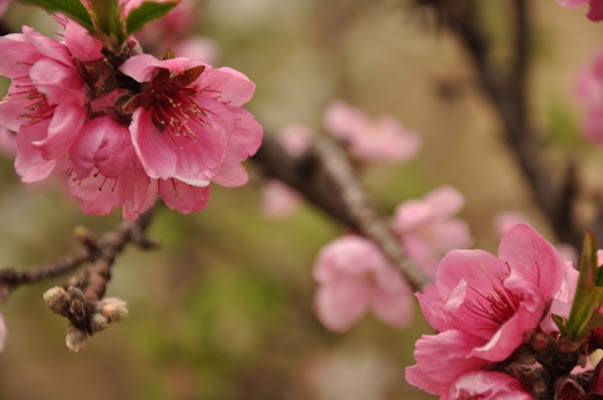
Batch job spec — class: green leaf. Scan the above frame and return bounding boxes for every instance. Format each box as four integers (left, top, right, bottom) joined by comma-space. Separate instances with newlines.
124, 1, 179, 36
19, 0, 94, 31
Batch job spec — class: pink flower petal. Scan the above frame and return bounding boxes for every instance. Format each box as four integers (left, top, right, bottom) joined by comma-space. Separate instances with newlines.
64, 19, 103, 62
158, 179, 211, 214
15, 120, 57, 182
445, 371, 531, 400
200, 67, 256, 107
314, 277, 372, 332
212, 107, 263, 187
497, 224, 565, 299
70, 116, 134, 178
405, 330, 487, 396
371, 285, 413, 329
34, 102, 87, 160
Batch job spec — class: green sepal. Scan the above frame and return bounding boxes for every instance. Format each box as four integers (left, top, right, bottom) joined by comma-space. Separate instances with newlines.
124, 1, 179, 36
565, 231, 602, 341
88, 0, 123, 43
552, 314, 568, 337
19, 0, 94, 31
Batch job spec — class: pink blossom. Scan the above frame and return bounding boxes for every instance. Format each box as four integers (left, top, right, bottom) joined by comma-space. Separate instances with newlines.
392, 186, 472, 276
119, 55, 261, 190
261, 125, 313, 218
323, 100, 421, 163
441, 371, 531, 400
0, 26, 88, 182
406, 224, 565, 396
557, 0, 603, 21
313, 235, 413, 332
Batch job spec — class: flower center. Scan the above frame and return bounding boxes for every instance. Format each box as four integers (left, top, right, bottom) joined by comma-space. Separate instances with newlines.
466, 270, 524, 327
8, 80, 54, 126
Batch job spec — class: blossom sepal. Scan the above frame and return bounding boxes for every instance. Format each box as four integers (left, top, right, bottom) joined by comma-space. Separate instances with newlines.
561, 231, 603, 341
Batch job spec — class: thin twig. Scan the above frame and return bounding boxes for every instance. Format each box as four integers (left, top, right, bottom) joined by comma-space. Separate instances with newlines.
0, 201, 160, 297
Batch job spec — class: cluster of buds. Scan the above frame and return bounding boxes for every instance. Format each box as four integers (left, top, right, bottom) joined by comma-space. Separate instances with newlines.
44, 286, 128, 352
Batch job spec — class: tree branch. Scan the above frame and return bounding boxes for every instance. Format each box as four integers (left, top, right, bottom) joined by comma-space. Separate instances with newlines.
253, 134, 431, 292
427, 0, 583, 248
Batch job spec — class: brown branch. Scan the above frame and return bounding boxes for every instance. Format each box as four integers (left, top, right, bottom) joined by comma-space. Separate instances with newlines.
0, 201, 160, 297
428, 0, 583, 248
253, 134, 431, 292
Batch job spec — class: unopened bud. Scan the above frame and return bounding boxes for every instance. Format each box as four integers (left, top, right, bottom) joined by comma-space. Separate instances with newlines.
90, 313, 109, 333
530, 332, 549, 352
43, 287, 68, 315
66, 325, 87, 353
98, 297, 128, 322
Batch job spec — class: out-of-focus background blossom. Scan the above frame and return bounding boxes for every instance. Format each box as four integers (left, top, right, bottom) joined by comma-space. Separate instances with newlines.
0, 1, 602, 399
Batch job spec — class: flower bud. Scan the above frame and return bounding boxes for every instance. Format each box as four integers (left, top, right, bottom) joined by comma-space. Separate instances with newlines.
90, 313, 109, 333
43, 287, 68, 315
66, 325, 87, 353
98, 297, 128, 322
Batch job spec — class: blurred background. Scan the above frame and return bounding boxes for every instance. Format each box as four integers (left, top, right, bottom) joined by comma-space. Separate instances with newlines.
0, 0, 602, 399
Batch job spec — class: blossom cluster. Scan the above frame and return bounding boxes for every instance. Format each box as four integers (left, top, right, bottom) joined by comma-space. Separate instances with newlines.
0, 12, 262, 220
262, 101, 420, 218
405, 224, 603, 399
313, 186, 472, 332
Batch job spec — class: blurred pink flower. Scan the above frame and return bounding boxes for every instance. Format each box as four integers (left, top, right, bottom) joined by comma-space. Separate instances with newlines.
392, 186, 472, 276
406, 224, 566, 396
261, 125, 313, 218
323, 100, 421, 163
313, 235, 413, 332
0, 312, 5, 352
441, 371, 531, 400
493, 211, 529, 239
0, 0, 10, 18
172, 37, 220, 65
577, 51, 603, 144
557, 0, 603, 21
261, 180, 302, 218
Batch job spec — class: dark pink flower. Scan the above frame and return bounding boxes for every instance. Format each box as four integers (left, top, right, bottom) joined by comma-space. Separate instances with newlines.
392, 186, 472, 276
119, 55, 261, 189
441, 371, 531, 400
313, 235, 413, 332
406, 224, 565, 396
557, 0, 603, 21
323, 100, 420, 163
